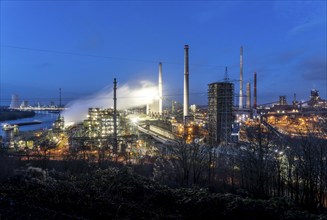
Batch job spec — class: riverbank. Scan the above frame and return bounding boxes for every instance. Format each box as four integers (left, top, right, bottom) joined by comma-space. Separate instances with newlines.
0, 110, 35, 121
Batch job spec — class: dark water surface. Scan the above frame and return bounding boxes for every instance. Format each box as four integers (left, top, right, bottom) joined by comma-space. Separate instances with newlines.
0, 112, 58, 136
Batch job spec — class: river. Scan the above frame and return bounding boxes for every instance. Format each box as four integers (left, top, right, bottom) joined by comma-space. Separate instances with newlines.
0, 112, 59, 136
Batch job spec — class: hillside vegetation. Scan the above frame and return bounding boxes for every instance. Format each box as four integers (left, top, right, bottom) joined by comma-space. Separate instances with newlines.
1, 166, 326, 219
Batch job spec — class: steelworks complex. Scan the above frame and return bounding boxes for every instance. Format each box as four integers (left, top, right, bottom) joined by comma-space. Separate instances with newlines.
4, 45, 327, 151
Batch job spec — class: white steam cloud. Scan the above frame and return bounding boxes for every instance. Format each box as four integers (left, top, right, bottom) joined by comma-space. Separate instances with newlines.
62, 81, 158, 125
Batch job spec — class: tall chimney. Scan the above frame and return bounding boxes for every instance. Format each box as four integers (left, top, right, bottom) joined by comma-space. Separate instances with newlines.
293, 93, 296, 104
183, 45, 189, 123
59, 88, 61, 108
59, 88, 62, 116
113, 78, 118, 153
146, 104, 149, 115
246, 82, 251, 109
239, 46, 243, 109
253, 72, 257, 109
158, 62, 163, 116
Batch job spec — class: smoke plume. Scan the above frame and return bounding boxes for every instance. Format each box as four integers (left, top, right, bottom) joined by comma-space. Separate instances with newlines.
62, 81, 158, 125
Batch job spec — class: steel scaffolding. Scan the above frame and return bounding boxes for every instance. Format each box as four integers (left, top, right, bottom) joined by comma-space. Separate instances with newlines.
208, 82, 234, 146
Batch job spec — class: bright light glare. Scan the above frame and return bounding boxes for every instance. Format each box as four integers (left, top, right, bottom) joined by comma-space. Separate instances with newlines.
64, 122, 75, 127
131, 117, 138, 123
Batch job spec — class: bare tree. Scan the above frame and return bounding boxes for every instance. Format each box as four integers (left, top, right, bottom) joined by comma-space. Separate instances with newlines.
153, 141, 209, 187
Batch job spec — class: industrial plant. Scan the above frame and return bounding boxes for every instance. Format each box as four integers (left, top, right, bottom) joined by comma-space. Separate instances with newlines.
57, 44, 326, 150
2, 44, 327, 153
2, 1, 327, 218
1, 44, 327, 219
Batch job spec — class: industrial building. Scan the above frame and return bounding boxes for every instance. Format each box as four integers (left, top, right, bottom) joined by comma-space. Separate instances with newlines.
279, 96, 287, 105
208, 81, 234, 146
10, 94, 20, 109
253, 89, 327, 138
84, 108, 119, 138
53, 115, 65, 133
308, 89, 326, 108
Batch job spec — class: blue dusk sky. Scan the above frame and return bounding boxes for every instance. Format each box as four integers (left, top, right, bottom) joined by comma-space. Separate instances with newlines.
0, 0, 326, 106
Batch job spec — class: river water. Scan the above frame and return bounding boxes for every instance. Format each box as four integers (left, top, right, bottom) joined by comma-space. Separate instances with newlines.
0, 112, 59, 136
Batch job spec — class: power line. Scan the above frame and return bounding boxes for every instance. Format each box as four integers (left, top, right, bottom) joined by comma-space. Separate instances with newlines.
1, 44, 230, 68
1, 44, 159, 64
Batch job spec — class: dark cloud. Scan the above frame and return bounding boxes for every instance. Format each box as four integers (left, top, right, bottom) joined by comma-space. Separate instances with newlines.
299, 57, 327, 80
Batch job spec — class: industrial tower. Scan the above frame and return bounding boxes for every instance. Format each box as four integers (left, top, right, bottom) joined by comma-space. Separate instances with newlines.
113, 78, 118, 153
239, 46, 243, 109
253, 72, 257, 109
208, 69, 234, 146
183, 45, 189, 124
158, 62, 163, 115
10, 94, 19, 109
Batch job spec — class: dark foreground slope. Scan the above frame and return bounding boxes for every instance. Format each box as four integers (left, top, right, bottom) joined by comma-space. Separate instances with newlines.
0, 167, 326, 220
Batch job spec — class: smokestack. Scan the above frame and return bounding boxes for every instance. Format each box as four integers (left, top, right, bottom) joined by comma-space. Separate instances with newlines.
239, 46, 243, 109
158, 62, 163, 115
172, 100, 175, 114
59, 88, 62, 116
146, 104, 149, 115
113, 78, 118, 153
59, 88, 62, 108
183, 45, 189, 123
224, 66, 229, 81
253, 72, 257, 109
294, 93, 296, 102
246, 82, 251, 109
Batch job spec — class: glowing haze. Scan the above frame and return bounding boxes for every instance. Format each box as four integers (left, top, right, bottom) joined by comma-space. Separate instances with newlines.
62, 81, 158, 125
